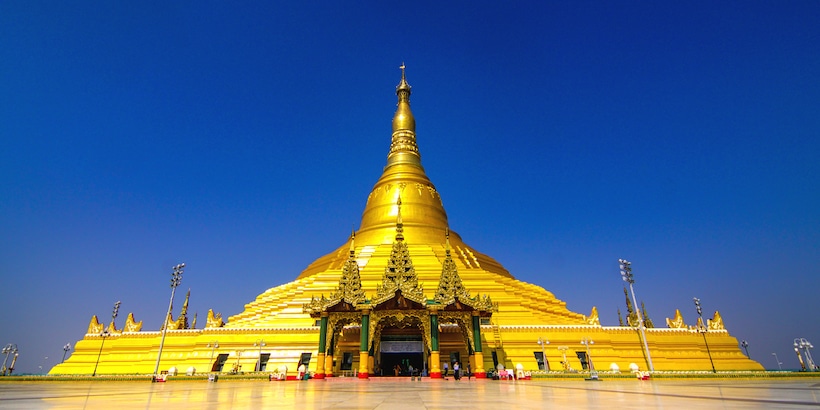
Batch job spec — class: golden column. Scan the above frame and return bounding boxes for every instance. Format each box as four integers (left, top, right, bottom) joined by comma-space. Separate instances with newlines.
358, 309, 370, 379
325, 347, 334, 378
429, 307, 441, 378
314, 312, 328, 379
472, 312, 486, 378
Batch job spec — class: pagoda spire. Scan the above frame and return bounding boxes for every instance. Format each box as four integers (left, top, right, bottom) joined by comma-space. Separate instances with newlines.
176, 289, 191, 329
435, 227, 468, 304
374, 196, 425, 305
434, 227, 495, 310
299, 65, 513, 280
387, 63, 420, 168
332, 231, 366, 305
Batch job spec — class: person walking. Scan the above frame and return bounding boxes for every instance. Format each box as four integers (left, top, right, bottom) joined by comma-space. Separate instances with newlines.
467, 363, 472, 380
454, 361, 460, 380
443, 362, 449, 379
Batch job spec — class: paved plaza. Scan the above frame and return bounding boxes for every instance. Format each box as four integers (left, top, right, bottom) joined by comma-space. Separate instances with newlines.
1, 378, 819, 409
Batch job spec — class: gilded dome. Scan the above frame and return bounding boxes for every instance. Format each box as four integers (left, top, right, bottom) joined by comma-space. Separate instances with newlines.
296, 65, 511, 279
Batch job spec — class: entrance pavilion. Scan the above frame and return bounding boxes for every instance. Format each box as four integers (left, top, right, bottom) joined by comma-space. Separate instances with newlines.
304, 204, 494, 379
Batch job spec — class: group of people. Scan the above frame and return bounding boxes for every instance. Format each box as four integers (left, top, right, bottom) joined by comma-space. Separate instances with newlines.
391, 363, 421, 377
442, 361, 471, 380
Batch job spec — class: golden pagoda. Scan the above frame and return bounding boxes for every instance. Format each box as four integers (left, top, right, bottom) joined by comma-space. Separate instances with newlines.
51, 66, 762, 377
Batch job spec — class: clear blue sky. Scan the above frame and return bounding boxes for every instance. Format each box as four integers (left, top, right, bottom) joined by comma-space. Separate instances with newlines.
1, 2, 818, 374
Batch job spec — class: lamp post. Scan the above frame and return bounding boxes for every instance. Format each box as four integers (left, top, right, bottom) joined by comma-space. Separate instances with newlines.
693, 297, 716, 373
6, 352, 18, 376
153, 263, 185, 379
771, 352, 783, 371
254, 340, 266, 372
62, 343, 71, 363
741, 340, 750, 358
93, 300, 121, 376
794, 347, 806, 371
794, 338, 816, 371
206, 341, 219, 372
537, 337, 549, 371
580, 337, 597, 379
1, 344, 18, 376
619, 259, 654, 372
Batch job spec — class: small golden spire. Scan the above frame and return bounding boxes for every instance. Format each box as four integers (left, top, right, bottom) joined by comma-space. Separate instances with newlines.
349, 229, 356, 256
445, 227, 451, 256
395, 196, 404, 242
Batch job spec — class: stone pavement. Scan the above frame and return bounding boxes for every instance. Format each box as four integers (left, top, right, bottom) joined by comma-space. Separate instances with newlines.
1, 377, 819, 409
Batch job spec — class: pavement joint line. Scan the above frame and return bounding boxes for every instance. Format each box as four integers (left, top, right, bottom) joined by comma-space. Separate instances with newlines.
531, 382, 820, 407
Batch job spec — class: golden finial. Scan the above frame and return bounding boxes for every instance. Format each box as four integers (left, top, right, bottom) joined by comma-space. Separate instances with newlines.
396, 63, 411, 95
388, 63, 418, 166
395, 196, 404, 241
445, 227, 451, 256
349, 229, 356, 256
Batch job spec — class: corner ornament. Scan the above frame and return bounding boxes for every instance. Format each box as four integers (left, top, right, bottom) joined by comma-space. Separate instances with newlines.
124, 312, 143, 332
205, 309, 225, 328
665, 309, 687, 329
585, 306, 600, 326
708, 311, 725, 330
87, 315, 104, 334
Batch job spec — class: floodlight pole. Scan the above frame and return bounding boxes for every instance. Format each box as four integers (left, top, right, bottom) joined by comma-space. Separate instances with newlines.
693, 297, 716, 373
741, 340, 750, 358
62, 343, 72, 363
619, 259, 654, 372
153, 263, 185, 379
93, 301, 120, 376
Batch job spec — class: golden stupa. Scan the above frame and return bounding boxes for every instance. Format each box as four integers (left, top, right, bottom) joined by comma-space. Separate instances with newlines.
51, 66, 762, 377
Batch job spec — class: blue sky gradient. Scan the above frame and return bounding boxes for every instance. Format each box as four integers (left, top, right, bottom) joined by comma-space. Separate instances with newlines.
1, 2, 818, 373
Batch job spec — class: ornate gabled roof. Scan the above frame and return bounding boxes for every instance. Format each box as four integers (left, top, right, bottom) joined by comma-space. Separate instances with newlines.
433, 228, 495, 312
373, 197, 426, 305
303, 232, 368, 315
303, 294, 329, 316
329, 231, 367, 306
434, 228, 471, 305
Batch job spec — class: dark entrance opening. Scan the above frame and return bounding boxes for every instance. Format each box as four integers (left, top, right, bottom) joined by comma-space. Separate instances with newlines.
381, 352, 423, 376
258, 353, 270, 371
212, 353, 229, 372
299, 352, 312, 367
534, 351, 546, 370
576, 351, 589, 370
341, 353, 353, 370
379, 333, 424, 376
